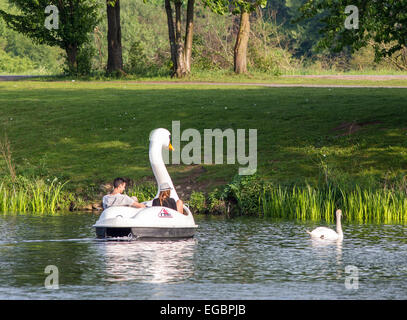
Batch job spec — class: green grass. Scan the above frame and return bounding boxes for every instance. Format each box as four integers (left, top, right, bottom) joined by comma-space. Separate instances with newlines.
0, 176, 71, 214
260, 185, 407, 224
0, 80, 406, 206
20, 69, 407, 87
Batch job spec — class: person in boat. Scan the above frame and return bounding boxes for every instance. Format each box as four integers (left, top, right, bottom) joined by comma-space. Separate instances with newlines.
102, 177, 146, 210
152, 183, 185, 215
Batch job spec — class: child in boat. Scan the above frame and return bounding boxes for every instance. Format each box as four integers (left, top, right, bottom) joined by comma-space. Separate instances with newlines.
152, 183, 186, 215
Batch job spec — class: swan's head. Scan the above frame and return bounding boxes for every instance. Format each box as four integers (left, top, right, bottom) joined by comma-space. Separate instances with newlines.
149, 128, 174, 151
336, 209, 342, 218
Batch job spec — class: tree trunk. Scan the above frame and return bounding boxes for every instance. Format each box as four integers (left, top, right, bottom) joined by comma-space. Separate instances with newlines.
66, 44, 78, 74
164, 0, 178, 75
174, 1, 186, 77
106, 0, 123, 74
234, 10, 250, 74
184, 0, 195, 73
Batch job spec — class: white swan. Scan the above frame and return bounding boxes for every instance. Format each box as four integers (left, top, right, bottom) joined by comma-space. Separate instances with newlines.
306, 209, 343, 240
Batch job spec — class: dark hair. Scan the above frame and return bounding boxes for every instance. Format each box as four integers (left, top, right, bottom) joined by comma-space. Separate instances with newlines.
113, 177, 126, 189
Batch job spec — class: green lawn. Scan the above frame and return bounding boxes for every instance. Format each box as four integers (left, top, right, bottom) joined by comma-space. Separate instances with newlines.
23, 70, 407, 87
0, 80, 406, 200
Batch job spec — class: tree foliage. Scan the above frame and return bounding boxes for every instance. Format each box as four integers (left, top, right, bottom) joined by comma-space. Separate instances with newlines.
299, 0, 407, 60
0, 0, 100, 73
203, 0, 267, 73
203, 0, 267, 15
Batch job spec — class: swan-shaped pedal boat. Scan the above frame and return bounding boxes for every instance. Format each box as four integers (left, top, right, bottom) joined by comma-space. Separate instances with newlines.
93, 128, 198, 240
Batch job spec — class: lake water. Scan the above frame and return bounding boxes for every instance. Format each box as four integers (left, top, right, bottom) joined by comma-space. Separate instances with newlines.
0, 213, 406, 300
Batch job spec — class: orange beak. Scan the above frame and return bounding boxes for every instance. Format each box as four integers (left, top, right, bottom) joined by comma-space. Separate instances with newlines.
169, 143, 174, 151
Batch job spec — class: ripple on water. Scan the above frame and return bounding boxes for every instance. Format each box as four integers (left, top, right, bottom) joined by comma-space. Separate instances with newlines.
0, 214, 406, 299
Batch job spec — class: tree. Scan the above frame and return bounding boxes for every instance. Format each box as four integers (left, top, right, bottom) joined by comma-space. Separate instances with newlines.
162, 0, 195, 77
0, 0, 100, 74
203, 0, 267, 74
298, 0, 407, 62
263, 0, 328, 59
106, 0, 123, 74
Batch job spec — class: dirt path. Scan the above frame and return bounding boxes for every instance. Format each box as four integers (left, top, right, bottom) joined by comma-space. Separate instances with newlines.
0, 75, 40, 81
284, 74, 407, 80
132, 81, 407, 88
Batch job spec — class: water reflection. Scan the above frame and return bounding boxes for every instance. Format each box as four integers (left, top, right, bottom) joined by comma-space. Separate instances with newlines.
96, 239, 197, 283
1, 214, 407, 299
309, 238, 343, 280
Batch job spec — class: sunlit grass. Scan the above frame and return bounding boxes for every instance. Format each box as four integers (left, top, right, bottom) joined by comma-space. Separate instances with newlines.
0, 81, 406, 217
260, 184, 407, 224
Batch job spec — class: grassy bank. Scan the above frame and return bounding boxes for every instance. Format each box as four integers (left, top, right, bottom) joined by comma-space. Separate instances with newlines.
0, 80, 406, 221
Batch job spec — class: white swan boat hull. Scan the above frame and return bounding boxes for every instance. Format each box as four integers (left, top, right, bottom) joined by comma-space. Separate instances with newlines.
93, 202, 198, 240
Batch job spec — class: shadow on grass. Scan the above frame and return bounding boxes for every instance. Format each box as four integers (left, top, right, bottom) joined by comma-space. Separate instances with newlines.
0, 83, 406, 193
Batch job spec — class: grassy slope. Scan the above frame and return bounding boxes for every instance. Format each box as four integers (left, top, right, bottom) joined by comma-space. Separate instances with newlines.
0, 81, 406, 198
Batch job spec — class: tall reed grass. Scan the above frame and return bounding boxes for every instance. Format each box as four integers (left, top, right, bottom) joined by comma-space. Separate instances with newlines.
340, 187, 407, 224
0, 176, 70, 214
220, 174, 407, 223
261, 185, 337, 222
260, 185, 407, 223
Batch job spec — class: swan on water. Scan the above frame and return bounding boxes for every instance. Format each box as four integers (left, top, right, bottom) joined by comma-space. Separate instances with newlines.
306, 209, 343, 240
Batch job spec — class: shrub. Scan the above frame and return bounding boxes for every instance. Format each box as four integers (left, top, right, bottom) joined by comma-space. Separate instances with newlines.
0, 49, 35, 73
63, 43, 96, 76
126, 40, 149, 74
188, 191, 206, 214
207, 188, 227, 215
220, 174, 264, 217
127, 182, 157, 203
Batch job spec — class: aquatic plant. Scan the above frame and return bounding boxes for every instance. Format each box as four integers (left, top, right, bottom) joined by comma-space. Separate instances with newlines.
260, 184, 337, 222
213, 173, 407, 224
260, 184, 407, 223
0, 175, 71, 214
340, 187, 407, 224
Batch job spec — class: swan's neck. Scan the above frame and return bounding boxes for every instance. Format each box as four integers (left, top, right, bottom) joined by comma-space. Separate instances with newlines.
149, 141, 179, 201
336, 215, 343, 237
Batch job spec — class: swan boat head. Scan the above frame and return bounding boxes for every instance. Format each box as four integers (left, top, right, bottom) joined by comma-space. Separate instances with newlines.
149, 128, 178, 201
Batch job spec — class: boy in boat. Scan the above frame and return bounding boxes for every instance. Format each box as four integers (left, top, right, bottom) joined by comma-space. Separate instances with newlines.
102, 177, 146, 210
152, 183, 186, 215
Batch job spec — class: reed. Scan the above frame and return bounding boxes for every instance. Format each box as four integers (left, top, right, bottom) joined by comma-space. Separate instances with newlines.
259, 184, 407, 223
222, 174, 407, 223
0, 176, 69, 214
340, 187, 407, 224
261, 184, 337, 222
